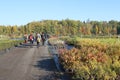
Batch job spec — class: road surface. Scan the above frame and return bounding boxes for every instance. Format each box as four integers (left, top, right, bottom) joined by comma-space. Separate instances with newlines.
0, 43, 61, 80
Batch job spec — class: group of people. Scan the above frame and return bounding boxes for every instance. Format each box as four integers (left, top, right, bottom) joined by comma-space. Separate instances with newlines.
23, 32, 47, 47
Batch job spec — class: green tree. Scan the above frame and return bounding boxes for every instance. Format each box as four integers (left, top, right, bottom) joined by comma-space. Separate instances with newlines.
11, 25, 18, 34
117, 22, 120, 34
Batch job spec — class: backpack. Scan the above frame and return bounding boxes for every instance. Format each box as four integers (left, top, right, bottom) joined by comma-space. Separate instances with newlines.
37, 37, 40, 42
29, 35, 33, 41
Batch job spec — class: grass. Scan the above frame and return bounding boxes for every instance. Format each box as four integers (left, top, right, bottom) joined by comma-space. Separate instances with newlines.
0, 39, 23, 50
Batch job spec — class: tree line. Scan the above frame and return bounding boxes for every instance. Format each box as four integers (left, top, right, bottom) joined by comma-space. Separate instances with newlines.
0, 19, 120, 37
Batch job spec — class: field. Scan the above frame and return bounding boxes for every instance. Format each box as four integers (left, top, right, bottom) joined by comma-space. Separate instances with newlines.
58, 37, 120, 80
0, 39, 23, 50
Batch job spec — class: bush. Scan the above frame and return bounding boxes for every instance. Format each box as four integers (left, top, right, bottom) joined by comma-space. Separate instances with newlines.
58, 38, 120, 80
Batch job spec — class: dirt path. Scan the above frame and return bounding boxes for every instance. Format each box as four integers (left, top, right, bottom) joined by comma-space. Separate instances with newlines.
0, 43, 61, 80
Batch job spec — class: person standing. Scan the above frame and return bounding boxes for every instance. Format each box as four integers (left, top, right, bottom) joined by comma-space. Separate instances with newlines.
36, 33, 41, 47
41, 32, 45, 46
23, 33, 28, 43
29, 33, 34, 44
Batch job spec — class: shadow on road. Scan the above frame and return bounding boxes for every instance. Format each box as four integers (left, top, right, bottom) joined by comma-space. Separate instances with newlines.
16, 43, 37, 48
34, 58, 57, 71
33, 58, 62, 80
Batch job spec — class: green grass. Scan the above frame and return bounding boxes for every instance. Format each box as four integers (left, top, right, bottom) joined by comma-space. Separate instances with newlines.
0, 39, 23, 50
62, 36, 120, 45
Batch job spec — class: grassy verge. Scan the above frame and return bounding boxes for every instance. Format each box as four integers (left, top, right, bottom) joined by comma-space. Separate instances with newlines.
0, 39, 23, 50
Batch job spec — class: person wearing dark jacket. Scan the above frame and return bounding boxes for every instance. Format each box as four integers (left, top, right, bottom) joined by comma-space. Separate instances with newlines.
41, 32, 45, 46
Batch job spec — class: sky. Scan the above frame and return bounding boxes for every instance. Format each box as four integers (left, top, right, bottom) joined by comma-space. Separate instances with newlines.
0, 0, 120, 26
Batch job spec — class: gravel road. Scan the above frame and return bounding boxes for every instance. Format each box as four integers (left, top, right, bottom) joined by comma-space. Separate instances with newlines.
0, 43, 61, 80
